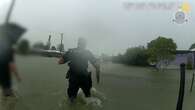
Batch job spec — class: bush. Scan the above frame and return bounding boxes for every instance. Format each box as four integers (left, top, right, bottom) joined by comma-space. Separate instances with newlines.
112, 46, 149, 66
32, 42, 45, 50
17, 39, 30, 54
187, 61, 193, 70
112, 54, 125, 63
124, 46, 149, 66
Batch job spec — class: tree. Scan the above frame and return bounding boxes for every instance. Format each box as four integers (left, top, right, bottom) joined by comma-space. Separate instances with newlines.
147, 36, 177, 70
124, 46, 149, 66
189, 43, 195, 50
44, 43, 51, 50
51, 46, 57, 50
17, 39, 30, 54
112, 46, 149, 66
33, 42, 45, 50
112, 53, 125, 63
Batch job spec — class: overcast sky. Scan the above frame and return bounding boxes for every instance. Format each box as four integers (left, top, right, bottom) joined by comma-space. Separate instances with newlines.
0, 0, 194, 55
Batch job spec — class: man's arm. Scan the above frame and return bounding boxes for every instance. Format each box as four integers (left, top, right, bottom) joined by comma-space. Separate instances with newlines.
88, 51, 100, 84
9, 62, 21, 82
58, 57, 65, 64
58, 49, 72, 65
9, 49, 21, 82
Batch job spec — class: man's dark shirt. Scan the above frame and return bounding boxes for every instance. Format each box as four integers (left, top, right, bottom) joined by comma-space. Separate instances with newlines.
63, 48, 97, 76
0, 42, 13, 88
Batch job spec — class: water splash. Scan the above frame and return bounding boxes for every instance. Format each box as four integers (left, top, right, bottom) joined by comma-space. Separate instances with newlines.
0, 89, 18, 110
58, 88, 106, 110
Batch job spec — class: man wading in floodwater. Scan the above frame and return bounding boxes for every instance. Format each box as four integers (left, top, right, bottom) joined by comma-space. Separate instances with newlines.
58, 38, 100, 103
0, 23, 24, 98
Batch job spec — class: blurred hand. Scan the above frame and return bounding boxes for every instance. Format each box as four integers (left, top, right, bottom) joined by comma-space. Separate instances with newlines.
58, 57, 65, 64
10, 63, 22, 82
16, 75, 22, 82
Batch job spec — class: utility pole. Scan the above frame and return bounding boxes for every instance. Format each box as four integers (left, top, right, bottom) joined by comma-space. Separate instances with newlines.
46, 35, 51, 50
190, 73, 195, 92
60, 33, 64, 52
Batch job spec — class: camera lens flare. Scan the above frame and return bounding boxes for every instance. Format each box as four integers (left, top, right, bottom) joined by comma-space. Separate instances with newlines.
181, 2, 191, 13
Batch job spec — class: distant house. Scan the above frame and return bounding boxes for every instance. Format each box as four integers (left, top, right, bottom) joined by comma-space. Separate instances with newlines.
167, 49, 195, 69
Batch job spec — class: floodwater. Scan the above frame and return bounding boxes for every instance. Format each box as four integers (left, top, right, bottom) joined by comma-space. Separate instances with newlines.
1, 56, 195, 110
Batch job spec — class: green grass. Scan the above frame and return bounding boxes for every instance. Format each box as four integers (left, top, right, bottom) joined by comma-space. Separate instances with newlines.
11, 56, 195, 110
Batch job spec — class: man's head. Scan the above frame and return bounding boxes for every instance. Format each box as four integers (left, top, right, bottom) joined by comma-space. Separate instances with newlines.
77, 37, 87, 49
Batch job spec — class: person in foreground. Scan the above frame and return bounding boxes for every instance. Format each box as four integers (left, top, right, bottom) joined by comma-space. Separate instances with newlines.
0, 23, 24, 97
0, 48, 21, 97
58, 38, 100, 103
